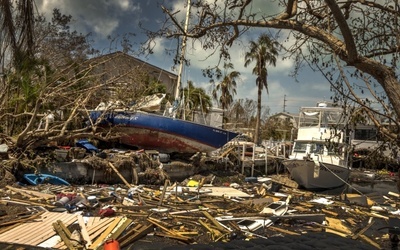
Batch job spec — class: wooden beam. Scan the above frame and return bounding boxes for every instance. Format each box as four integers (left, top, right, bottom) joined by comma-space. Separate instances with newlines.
56, 220, 72, 239
352, 218, 374, 240
118, 224, 154, 248
6, 185, 54, 200
108, 162, 132, 188
77, 215, 92, 249
53, 222, 76, 250
202, 211, 230, 233
88, 217, 122, 250
268, 226, 301, 235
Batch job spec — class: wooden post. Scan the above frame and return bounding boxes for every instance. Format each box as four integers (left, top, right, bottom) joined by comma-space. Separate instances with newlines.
108, 162, 132, 188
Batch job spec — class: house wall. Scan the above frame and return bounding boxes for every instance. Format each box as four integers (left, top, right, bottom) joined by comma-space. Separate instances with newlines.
86, 51, 178, 100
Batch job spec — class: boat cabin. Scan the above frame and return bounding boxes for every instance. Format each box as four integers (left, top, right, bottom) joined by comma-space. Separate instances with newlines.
292, 140, 344, 157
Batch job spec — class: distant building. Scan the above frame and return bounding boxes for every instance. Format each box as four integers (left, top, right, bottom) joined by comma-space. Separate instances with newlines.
85, 51, 224, 126
269, 112, 299, 128
85, 51, 178, 103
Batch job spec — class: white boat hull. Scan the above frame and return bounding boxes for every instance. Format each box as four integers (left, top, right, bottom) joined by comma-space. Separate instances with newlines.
283, 159, 351, 190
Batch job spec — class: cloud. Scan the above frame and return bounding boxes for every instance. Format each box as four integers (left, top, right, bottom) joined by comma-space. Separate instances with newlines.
35, 0, 142, 38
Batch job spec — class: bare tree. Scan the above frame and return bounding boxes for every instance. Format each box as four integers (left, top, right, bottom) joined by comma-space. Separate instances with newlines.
152, 0, 400, 148
0, 5, 154, 152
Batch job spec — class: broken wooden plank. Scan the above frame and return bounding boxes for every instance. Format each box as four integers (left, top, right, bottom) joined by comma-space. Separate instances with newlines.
77, 215, 92, 249
108, 162, 132, 188
202, 211, 230, 233
56, 220, 72, 239
0, 211, 45, 228
359, 234, 381, 249
153, 231, 194, 243
198, 219, 224, 241
352, 218, 375, 240
325, 217, 352, 235
6, 186, 55, 200
269, 175, 298, 188
321, 208, 338, 217
6, 198, 55, 209
88, 217, 122, 250
118, 224, 154, 248
53, 222, 76, 250
158, 179, 170, 206
388, 191, 400, 198
107, 217, 132, 242
268, 226, 301, 236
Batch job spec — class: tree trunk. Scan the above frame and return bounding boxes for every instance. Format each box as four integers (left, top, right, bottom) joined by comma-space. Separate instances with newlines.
255, 85, 262, 145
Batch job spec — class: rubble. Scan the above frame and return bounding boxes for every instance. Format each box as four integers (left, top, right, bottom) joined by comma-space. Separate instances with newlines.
0, 173, 398, 249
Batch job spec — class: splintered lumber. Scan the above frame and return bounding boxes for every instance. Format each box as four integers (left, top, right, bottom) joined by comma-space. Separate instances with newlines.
159, 179, 170, 206
6, 198, 55, 209
118, 224, 154, 247
6, 185, 55, 200
53, 221, 76, 250
88, 217, 122, 250
388, 191, 400, 198
109, 217, 133, 240
147, 218, 192, 243
0, 212, 77, 246
359, 234, 381, 249
0, 210, 45, 228
345, 218, 358, 227
153, 231, 195, 242
321, 209, 338, 217
268, 226, 301, 236
108, 162, 132, 188
56, 220, 72, 239
325, 217, 352, 236
352, 218, 375, 240
269, 175, 298, 188
77, 215, 92, 249
202, 211, 230, 233
198, 219, 224, 240
146, 218, 177, 235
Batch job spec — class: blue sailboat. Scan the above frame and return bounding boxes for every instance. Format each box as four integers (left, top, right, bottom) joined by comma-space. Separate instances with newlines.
89, 1, 238, 154
89, 110, 238, 154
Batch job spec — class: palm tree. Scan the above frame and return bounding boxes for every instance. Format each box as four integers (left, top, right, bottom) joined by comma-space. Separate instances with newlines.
1, 0, 35, 66
182, 81, 212, 121
212, 62, 240, 128
244, 34, 279, 145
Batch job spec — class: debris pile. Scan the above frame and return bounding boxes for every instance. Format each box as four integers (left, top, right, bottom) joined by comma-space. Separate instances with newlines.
0, 174, 399, 249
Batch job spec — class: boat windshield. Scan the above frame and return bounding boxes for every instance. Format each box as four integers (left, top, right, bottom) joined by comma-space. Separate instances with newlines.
293, 141, 340, 155
300, 109, 344, 127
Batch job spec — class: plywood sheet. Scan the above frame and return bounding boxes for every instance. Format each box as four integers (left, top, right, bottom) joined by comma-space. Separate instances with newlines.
186, 186, 251, 198
0, 211, 77, 245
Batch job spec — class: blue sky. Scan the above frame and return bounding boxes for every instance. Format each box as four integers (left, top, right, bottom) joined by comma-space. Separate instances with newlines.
35, 0, 334, 115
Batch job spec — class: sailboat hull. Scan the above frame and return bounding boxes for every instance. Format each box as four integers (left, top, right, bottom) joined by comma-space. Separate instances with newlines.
90, 110, 239, 154
283, 159, 350, 190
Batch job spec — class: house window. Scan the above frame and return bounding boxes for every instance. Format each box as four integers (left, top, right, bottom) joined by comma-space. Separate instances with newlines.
354, 129, 377, 140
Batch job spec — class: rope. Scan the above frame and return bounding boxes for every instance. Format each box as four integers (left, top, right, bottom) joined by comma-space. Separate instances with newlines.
318, 160, 365, 196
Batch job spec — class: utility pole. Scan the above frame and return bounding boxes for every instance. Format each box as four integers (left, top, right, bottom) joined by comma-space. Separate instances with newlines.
283, 95, 287, 113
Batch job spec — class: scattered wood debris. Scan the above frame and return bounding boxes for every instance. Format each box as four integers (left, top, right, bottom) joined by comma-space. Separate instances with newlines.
0, 173, 398, 249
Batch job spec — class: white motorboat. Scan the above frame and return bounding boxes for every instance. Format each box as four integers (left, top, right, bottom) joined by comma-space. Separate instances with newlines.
283, 102, 351, 190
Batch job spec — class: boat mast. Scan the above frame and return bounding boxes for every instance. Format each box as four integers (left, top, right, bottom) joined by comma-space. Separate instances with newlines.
174, 0, 191, 102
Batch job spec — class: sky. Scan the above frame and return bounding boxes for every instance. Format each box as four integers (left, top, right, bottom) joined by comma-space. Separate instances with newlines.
34, 0, 335, 115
